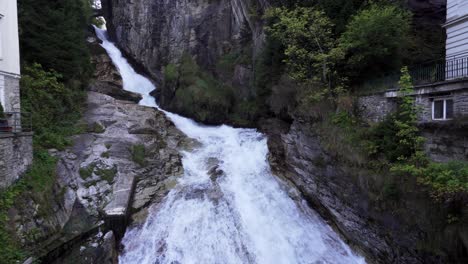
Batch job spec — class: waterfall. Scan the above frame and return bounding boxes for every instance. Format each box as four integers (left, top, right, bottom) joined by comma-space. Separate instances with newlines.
94, 26, 366, 264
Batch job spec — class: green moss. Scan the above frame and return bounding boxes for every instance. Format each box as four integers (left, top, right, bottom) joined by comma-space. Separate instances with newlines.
105, 143, 112, 149
101, 152, 110, 159
88, 122, 105, 134
131, 145, 146, 167
79, 163, 96, 180
95, 165, 118, 183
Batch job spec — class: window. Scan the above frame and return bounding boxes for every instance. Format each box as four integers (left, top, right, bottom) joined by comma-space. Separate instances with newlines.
432, 98, 454, 120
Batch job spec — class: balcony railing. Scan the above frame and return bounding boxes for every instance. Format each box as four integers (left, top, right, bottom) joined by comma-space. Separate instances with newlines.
0, 112, 32, 133
360, 54, 468, 93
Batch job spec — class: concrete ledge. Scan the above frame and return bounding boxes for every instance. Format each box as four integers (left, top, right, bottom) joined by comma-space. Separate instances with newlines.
0, 132, 33, 138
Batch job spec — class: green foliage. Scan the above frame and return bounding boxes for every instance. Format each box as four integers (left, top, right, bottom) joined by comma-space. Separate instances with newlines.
254, 33, 286, 108
265, 7, 335, 83
18, 0, 92, 82
0, 151, 57, 262
131, 145, 146, 167
101, 152, 110, 159
164, 64, 179, 82
95, 165, 118, 183
314, 0, 365, 34
369, 67, 424, 162
392, 161, 468, 197
337, 4, 411, 81
79, 163, 96, 180
167, 54, 235, 123
21, 63, 85, 150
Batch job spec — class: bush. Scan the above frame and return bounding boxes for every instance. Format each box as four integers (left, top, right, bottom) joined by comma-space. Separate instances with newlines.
338, 4, 411, 81
18, 0, 92, 82
369, 67, 424, 162
21, 63, 85, 150
165, 54, 235, 124
392, 161, 468, 197
164, 64, 179, 82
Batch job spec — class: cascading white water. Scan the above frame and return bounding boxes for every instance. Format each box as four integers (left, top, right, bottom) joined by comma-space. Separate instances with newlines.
95, 27, 366, 264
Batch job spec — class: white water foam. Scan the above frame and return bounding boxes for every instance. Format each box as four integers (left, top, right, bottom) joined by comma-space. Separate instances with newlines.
95, 26, 366, 264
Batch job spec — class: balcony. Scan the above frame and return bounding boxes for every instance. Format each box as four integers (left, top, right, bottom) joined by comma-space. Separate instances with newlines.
0, 112, 32, 134
360, 54, 468, 94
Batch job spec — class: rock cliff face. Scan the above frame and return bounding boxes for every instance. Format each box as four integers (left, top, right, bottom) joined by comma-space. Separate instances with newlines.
262, 118, 468, 264
102, 0, 269, 78
9, 32, 188, 263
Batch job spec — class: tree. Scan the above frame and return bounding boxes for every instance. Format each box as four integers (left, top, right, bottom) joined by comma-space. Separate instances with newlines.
18, 0, 92, 83
265, 7, 336, 84
21, 63, 84, 149
337, 4, 411, 82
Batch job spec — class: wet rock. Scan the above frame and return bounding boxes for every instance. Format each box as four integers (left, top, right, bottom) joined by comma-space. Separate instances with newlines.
269, 120, 468, 263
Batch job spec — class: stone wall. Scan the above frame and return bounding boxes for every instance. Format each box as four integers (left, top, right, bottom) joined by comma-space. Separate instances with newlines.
416, 89, 468, 123
0, 73, 21, 112
422, 126, 468, 162
357, 94, 397, 123
0, 133, 33, 189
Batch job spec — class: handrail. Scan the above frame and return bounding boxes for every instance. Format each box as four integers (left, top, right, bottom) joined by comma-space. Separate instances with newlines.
0, 112, 33, 133
359, 54, 468, 93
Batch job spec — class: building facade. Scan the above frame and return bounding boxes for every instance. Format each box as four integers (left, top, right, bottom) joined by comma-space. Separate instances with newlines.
0, 0, 21, 113
446, 0, 468, 59
0, 0, 33, 189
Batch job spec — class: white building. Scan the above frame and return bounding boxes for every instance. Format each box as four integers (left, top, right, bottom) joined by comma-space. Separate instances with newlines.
446, 0, 468, 59
0, 0, 21, 113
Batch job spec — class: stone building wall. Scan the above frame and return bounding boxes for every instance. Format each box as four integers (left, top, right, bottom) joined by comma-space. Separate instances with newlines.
422, 126, 468, 162
357, 94, 397, 123
0, 73, 21, 112
0, 133, 33, 189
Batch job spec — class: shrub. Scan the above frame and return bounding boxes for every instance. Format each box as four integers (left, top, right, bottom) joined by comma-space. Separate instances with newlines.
21, 63, 85, 150
338, 4, 411, 81
369, 67, 424, 162
392, 161, 468, 197
167, 54, 235, 123
18, 0, 92, 82
164, 64, 179, 82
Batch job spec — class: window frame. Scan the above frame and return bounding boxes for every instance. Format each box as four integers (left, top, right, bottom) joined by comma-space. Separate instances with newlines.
432, 98, 454, 121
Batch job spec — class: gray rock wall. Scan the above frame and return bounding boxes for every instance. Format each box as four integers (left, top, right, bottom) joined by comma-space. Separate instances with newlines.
422, 126, 468, 162
102, 0, 269, 78
265, 119, 468, 263
0, 133, 33, 188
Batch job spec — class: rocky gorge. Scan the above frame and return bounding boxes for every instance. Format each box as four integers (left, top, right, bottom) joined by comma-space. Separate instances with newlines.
96, 0, 467, 263
6, 30, 192, 263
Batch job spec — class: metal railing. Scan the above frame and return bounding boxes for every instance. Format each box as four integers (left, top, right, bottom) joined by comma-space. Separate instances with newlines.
360, 54, 468, 93
0, 112, 32, 133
